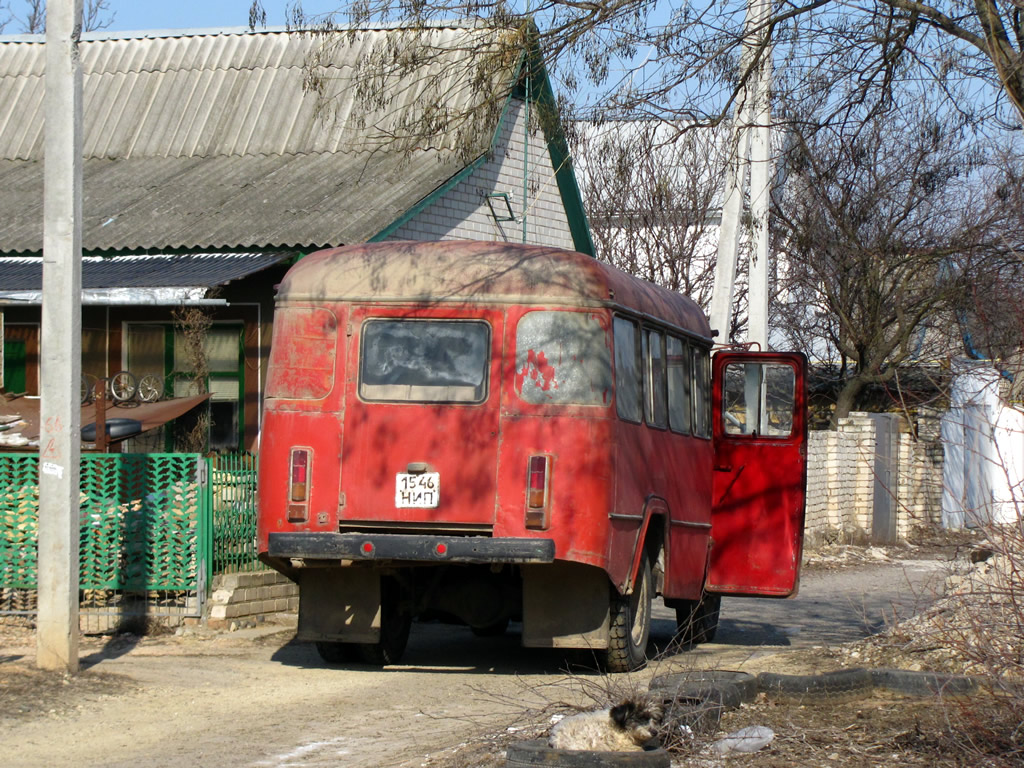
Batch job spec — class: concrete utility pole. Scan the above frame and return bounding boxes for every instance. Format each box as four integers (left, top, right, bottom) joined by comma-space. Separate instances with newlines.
709, 0, 773, 347
37, 0, 83, 673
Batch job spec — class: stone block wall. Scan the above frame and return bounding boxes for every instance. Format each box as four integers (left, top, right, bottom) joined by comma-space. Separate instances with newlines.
804, 412, 945, 546
896, 437, 945, 538
207, 570, 298, 624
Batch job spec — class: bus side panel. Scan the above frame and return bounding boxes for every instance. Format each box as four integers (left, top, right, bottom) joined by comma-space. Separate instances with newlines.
609, 422, 712, 598
663, 437, 714, 600
494, 414, 613, 570
257, 303, 347, 561
257, 407, 343, 555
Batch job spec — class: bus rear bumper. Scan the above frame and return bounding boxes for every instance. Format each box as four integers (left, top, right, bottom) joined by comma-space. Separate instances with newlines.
268, 532, 556, 565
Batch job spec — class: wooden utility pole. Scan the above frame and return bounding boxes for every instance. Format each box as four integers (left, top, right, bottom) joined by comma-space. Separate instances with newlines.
37, 0, 83, 673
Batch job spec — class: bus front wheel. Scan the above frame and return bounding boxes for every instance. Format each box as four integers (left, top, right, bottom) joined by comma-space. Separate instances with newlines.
606, 555, 652, 672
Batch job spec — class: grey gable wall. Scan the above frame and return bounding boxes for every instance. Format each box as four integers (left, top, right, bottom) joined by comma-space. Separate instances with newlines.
385, 100, 576, 251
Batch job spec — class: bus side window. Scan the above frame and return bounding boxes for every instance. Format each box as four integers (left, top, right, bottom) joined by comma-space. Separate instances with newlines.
667, 335, 691, 434
692, 346, 711, 438
613, 317, 642, 423
643, 328, 667, 428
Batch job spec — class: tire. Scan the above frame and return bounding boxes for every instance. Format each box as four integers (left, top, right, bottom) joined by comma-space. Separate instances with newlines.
660, 694, 723, 736
81, 374, 98, 404
506, 740, 670, 768
315, 641, 359, 664
471, 616, 510, 637
870, 669, 978, 696
136, 373, 164, 403
606, 556, 652, 673
757, 668, 874, 697
353, 577, 412, 666
674, 593, 721, 645
650, 670, 758, 706
107, 370, 138, 403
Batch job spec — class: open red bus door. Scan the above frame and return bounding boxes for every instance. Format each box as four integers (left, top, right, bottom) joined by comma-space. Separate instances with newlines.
707, 352, 807, 597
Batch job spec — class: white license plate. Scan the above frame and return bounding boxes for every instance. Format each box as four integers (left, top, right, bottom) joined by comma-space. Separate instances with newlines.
395, 472, 440, 508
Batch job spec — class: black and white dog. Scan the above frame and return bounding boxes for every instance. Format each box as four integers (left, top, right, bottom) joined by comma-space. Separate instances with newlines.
549, 699, 663, 752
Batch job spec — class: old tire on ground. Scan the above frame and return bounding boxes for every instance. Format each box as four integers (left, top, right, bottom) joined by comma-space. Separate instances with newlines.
660, 694, 724, 736
674, 593, 721, 645
649, 670, 757, 706
870, 669, 978, 696
355, 577, 412, 665
506, 740, 670, 768
606, 555, 652, 673
758, 668, 874, 697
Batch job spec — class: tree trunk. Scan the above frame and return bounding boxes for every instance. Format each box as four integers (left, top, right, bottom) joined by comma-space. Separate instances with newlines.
831, 376, 869, 427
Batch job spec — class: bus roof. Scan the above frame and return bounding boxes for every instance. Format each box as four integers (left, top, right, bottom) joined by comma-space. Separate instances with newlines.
277, 241, 712, 340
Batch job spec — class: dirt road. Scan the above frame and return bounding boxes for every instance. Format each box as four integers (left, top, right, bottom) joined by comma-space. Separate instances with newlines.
0, 553, 949, 768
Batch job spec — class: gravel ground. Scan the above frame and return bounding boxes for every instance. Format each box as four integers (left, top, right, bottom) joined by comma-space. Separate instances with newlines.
3, 541, 1012, 768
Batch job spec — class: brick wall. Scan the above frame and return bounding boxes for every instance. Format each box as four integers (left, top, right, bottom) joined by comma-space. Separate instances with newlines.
804, 412, 945, 547
207, 570, 298, 626
387, 99, 577, 250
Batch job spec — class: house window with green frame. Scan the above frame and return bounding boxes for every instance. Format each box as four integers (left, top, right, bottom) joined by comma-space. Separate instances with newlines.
125, 322, 245, 453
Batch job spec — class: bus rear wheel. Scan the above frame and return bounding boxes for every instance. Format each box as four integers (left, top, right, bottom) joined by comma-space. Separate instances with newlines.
315, 640, 359, 664
355, 577, 412, 666
606, 555, 652, 672
675, 593, 721, 645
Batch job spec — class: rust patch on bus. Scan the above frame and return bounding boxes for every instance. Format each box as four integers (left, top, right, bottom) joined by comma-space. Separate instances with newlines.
518, 349, 559, 392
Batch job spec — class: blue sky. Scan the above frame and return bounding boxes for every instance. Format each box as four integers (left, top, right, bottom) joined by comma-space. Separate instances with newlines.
102, 1, 341, 32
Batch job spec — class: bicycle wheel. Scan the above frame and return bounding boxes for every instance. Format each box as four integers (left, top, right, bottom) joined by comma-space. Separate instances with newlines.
80, 374, 98, 405
137, 373, 164, 403
107, 370, 138, 404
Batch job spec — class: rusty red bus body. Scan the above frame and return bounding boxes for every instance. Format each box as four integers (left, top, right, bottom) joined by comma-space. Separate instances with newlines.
257, 241, 806, 670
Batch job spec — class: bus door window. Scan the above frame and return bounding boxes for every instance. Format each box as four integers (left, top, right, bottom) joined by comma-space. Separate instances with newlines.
613, 317, 642, 423
722, 362, 796, 437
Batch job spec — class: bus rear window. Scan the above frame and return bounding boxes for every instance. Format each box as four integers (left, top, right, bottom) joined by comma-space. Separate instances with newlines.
266, 307, 337, 399
359, 319, 489, 403
516, 311, 612, 406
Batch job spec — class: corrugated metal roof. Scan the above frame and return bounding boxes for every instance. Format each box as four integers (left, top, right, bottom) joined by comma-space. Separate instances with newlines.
0, 26, 518, 253
0, 27, 508, 159
0, 150, 464, 252
0, 251, 292, 290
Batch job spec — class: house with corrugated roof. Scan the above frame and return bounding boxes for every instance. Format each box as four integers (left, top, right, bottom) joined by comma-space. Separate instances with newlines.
0, 24, 593, 452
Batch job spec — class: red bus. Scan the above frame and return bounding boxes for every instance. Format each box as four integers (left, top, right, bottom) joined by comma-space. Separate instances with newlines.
257, 240, 806, 671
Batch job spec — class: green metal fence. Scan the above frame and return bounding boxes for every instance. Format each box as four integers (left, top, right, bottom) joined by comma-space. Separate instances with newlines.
0, 453, 212, 592
211, 452, 265, 574
0, 451, 263, 619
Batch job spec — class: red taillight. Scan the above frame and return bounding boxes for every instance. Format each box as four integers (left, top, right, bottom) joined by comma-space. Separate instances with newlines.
288, 449, 311, 523
528, 456, 548, 508
290, 449, 309, 502
525, 455, 550, 530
